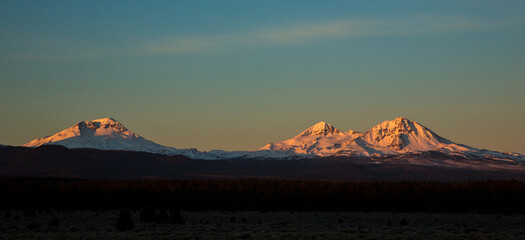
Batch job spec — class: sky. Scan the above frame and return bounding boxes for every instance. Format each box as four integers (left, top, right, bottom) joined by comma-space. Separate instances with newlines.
1, 0, 525, 153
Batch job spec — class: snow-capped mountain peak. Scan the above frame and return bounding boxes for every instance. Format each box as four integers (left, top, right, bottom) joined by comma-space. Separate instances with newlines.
24, 118, 141, 147
362, 117, 450, 151
23, 117, 170, 153
297, 121, 342, 137
20, 117, 524, 163
373, 117, 414, 133
74, 118, 137, 138
22, 117, 226, 159
259, 121, 357, 156
260, 117, 524, 162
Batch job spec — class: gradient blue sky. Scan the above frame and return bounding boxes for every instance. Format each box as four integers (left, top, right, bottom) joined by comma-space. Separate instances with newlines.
1, 0, 524, 153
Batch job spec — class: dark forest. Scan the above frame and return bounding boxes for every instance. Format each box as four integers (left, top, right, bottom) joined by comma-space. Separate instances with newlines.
1, 177, 524, 214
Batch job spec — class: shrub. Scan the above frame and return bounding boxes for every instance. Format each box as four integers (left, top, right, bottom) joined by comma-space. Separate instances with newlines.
170, 209, 185, 225
48, 216, 60, 227
24, 208, 36, 217
156, 209, 169, 224
399, 218, 408, 226
115, 209, 134, 231
27, 221, 40, 230
139, 208, 156, 223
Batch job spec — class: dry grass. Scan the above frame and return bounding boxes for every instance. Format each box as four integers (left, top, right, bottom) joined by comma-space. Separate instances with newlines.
1, 211, 524, 239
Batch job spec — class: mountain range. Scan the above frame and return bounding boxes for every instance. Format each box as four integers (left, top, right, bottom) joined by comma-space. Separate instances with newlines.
0, 117, 521, 180
22, 117, 524, 164
261, 117, 524, 162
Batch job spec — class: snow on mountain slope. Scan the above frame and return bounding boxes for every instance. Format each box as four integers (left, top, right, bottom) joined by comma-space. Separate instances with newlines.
297, 121, 342, 137
260, 122, 365, 157
21, 117, 524, 163
260, 117, 525, 161
362, 117, 450, 151
360, 117, 478, 155
23, 118, 177, 154
22, 118, 219, 159
207, 149, 302, 160
21, 117, 289, 160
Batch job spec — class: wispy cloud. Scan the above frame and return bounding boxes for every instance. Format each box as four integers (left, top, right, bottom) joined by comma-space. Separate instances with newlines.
145, 15, 503, 55
9, 51, 110, 62
145, 20, 375, 54
7, 15, 508, 61
145, 37, 222, 54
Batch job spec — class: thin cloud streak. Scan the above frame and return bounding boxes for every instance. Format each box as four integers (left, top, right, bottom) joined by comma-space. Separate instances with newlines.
146, 15, 504, 55
10, 51, 109, 62
7, 15, 509, 61
7, 47, 122, 62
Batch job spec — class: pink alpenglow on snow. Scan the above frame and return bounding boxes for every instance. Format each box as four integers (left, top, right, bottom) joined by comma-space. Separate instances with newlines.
261, 117, 525, 161
23, 117, 525, 163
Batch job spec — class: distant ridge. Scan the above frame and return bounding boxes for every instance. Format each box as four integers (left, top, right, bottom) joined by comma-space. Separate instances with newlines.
23, 118, 176, 153
22, 118, 212, 159
261, 117, 524, 162
297, 121, 342, 137
22, 117, 524, 167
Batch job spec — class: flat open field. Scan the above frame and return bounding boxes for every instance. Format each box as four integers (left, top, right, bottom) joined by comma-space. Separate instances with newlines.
2, 211, 524, 240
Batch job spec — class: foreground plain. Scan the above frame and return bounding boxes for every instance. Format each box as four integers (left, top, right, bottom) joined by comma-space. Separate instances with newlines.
2, 211, 525, 240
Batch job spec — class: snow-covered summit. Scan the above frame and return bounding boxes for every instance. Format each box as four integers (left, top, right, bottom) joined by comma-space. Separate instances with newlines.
20, 117, 524, 163
297, 121, 342, 137
25, 118, 137, 147
260, 121, 362, 156
260, 117, 524, 161
22, 117, 229, 159
23, 118, 183, 155
362, 117, 451, 151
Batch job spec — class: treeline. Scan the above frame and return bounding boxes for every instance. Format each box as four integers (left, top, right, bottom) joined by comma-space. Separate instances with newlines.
1, 177, 524, 213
